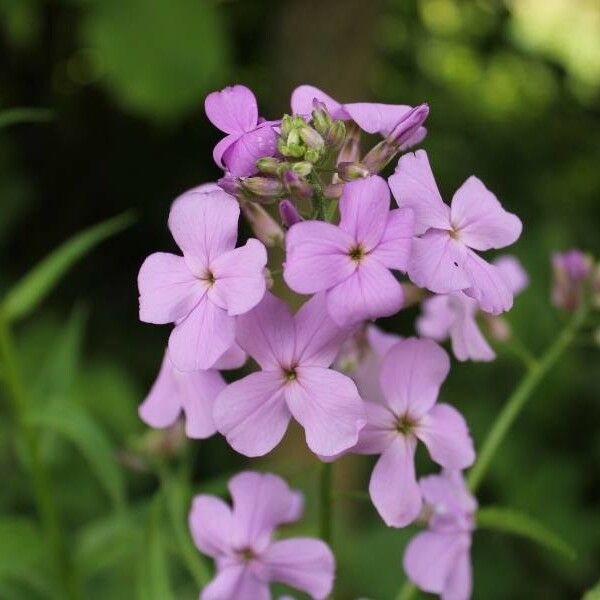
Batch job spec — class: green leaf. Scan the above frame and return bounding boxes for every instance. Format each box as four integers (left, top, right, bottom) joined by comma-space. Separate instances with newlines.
583, 577, 600, 600
0, 517, 43, 580
26, 399, 126, 509
0, 108, 53, 129
476, 506, 576, 560
2, 211, 134, 322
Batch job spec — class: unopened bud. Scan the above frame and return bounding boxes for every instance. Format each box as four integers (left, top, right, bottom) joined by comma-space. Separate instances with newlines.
304, 148, 320, 163
551, 249, 594, 311
299, 125, 325, 151
278, 137, 305, 158
241, 176, 285, 201
324, 183, 344, 199
485, 315, 511, 342
282, 171, 313, 200
240, 201, 284, 247
337, 161, 370, 181
218, 175, 244, 197
256, 157, 284, 175
279, 199, 303, 228
337, 122, 361, 165
325, 120, 346, 149
290, 161, 313, 177
388, 103, 429, 148
312, 99, 333, 135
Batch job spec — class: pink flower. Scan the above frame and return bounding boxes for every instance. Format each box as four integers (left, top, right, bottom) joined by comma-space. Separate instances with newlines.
352, 338, 475, 527
404, 470, 476, 600
291, 84, 427, 148
283, 176, 414, 326
139, 344, 246, 438
213, 292, 366, 457
189, 471, 335, 600
389, 150, 522, 315
206, 85, 278, 177
551, 249, 593, 311
417, 256, 528, 361
138, 186, 267, 371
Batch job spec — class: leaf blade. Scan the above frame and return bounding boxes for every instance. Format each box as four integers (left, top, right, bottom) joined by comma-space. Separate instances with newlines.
0, 108, 54, 129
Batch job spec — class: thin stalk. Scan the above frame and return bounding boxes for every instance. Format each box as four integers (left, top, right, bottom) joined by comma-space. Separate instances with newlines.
396, 581, 418, 600
0, 312, 80, 598
468, 301, 588, 492
319, 462, 333, 546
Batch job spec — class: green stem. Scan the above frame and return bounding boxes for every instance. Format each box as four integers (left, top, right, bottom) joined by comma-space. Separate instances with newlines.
0, 312, 80, 598
468, 302, 588, 492
396, 581, 418, 600
319, 462, 333, 546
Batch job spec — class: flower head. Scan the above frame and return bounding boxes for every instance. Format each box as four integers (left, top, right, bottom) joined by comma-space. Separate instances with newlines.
284, 175, 414, 326
206, 85, 278, 176
138, 186, 267, 371
352, 338, 475, 527
551, 249, 593, 311
404, 470, 476, 600
389, 150, 522, 315
213, 292, 366, 457
189, 471, 335, 600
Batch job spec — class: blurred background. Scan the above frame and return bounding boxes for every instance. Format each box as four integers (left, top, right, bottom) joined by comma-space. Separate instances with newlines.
1, 0, 599, 598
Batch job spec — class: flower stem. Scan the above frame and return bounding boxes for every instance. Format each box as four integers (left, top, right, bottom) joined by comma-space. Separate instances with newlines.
468, 301, 588, 492
319, 462, 333, 546
0, 311, 81, 598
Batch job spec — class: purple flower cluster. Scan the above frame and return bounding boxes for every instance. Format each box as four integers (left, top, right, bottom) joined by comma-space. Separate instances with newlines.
137, 84, 525, 599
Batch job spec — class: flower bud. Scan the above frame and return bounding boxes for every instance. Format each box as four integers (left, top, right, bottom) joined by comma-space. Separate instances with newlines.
241, 176, 285, 201
240, 201, 284, 247
256, 157, 285, 175
387, 103, 429, 147
485, 315, 511, 342
311, 99, 333, 135
282, 170, 313, 200
290, 161, 313, 177
279, 199, 303, 228
218, 175, 244, 197
323, 183, 344, 199
304, 148, 320, 163
337, 122, 361, 165
299, 125, 325, 151
337, 161, 370, 181
325, 120, 346, 150
551, 249, 594, 311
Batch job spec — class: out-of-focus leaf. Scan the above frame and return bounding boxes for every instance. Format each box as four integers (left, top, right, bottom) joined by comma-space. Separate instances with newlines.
583, 577, 600, 600
477, 506, 576, 560
26, 400, 126, 509
0, 517, 43, 579
0, 108, 53, 129
81, 0, 230, 120
2, 211, 134, 322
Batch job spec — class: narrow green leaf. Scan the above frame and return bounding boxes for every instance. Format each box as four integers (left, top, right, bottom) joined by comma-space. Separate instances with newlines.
477, 506, 576, 560
583, 577, 600, 600
0, 517, 43, 579
26, 399, 126, 509
0, 108, 53, 129
2, 211, 134, 322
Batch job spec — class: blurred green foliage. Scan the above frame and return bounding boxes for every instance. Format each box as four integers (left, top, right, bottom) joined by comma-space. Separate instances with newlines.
0, 0, 599, 598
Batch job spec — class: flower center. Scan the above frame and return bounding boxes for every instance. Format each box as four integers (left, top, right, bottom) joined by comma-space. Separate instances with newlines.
237, 547, 256, 562
283, 366, 297, 381
348, 244, 365, 262
202, 270, 216, 286
395, 414, 417, 435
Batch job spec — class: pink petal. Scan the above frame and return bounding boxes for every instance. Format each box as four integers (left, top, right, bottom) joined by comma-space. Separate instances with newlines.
389, 150, 451, 235
168, 296, 235, 371
450, 176, 522, 251
493, 255, 528, 295
188, 494, 233, 558
212, 343, 246, 370
343, 102, 413, 135
139, 353, 181, 429
338, 176, 390, 250
235, 292, 296, 370
229, 471, 304, 550
285, 367, 366, 456
420, 471, 477, 525
408, 230, 471, 294
293, 293, 349, 368
416, 295, 453, 342
367, 324, 403, 357
462, 250, 513, 315
222, 125, 278, 177
283, 221, 356, 294
168, 188, 239, 272
205, 85, 258, 134
262, 538, 335, 600
416, 403, 476, 469
353, 401, 397, 454
443, 548, 472, 600
326, 258, 404, 327
369, 435, 422, 527
138, 252, 205, 324
213, 371, 290, 457
449, 294, 495, 362
208, 239, 267, 315
213, 133, 240, 169
403, 530, 468, 594
371, 208, 414, 271
290, 85, 347, 119
379, 337, 450, 417
201, 565, 269, 600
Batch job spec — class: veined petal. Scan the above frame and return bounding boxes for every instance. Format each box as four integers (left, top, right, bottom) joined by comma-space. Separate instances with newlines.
285, 367, 366, 457
223, 126, 278, 177
389, 150, 451, 235
416, 295, 453, 342
344, 102, 414, 136
138, 353, 181, 429
352, 401, 397, 454
213, 133, 240, 169
290, 85, 347, 119
138, 252, 205, 324
205, 85, 258, 134
493, 255, 528, 295
201, 565, 269, 600
462, 250, 513, 315
449, 294, 495, 362
371, 208, 414, 271
189, 495, 233, 558
443, 548, 472, 600
284, 221, 356, 294
212, 343, 246, 370
213, 371, 290, 457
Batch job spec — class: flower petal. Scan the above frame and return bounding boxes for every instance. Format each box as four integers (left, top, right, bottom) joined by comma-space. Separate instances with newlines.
286, 367, 366, 457
493, 255, 528, 295
416, 403, 476, 469
262, 538, 335, 600
212, 133, 240, 169
379, 337, 450, 417
139, 353, 181, 429
371, 208, 414, 271
449, 294, 495, 362
338, 176, 390, 250
462, 250, 513, 315
213, 371, 290, 457
389, 150, 451, 235
188, 494, 233, 558
416, 295, 453, 342
212, 343, 247, 370
222, 125, 278, 177
205, 85, 258, 134
450, 176, 522, 251
369, 435, 422, 527
290, 85, 347, 119
353, 401, 397, 454
168, 296, 235, 371
344, 102, 414, 136
326, 258, 404, 327
408, 229, 471, 294
235, 292, 296, 370
201, 565, 269, 600
168, 188, 239, 271
443, 548, 472, 600
138, 253, 205, 324
283, 221, 356, 294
